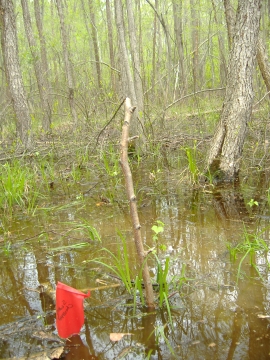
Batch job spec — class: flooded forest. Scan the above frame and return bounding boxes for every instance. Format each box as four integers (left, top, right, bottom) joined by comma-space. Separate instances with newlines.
0, 0, 270, 359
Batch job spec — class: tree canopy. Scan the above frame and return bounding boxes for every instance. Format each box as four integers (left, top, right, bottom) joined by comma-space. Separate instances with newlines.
0, 0, 269, 180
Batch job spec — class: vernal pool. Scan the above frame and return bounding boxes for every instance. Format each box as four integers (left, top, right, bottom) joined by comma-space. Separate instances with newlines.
0, 177, 269, 359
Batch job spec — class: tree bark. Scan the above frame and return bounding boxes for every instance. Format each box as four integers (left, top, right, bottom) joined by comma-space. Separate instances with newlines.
21, 0, 51, 132
190, 0, 200, 91
146, 0, 171, 99
211, 0, 227, 85
55, 0, 78, 123
172, 0, 186, 93
126, 0, 144, 116
206, 0, 261, 182
105, 0, 116, 93
0, 3, 11, 105
151, 0, 158, 97
114, 0, 139, 136
34, 0, 52, 129
224, 0, 270, 97
135, 0, 145, 93
0, 0, 32, 148
120, 98, 155, 308
80, 0, 95, 81
88, 0, 102, 89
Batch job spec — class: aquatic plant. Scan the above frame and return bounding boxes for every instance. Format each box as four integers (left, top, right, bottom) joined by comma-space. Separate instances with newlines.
133, 275, 145, 312
227, 226, 269, 283
70, 163, 83, 182
87, 227, 176, 321
247, 198, 259, 207
49, 242, 91, 252
156, 325, 176, 357
146, 324, 176, 358
36, 313, 47, 327
72, 218, 101, 242
151, 254, 173, 324
177, 263, 193, 289
152, 220, 166, 252
152, 220, 164, 242
185, 143, 199, 184
89, 231, 133, 293
2, 240, 11, 256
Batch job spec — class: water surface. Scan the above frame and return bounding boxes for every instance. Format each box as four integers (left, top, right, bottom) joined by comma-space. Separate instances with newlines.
0, 170, 269, 359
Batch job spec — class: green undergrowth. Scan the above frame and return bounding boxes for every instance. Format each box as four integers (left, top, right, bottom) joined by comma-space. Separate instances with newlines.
0, 126, 215, 221
0, 149, 95, 217
0, 160, 42, 216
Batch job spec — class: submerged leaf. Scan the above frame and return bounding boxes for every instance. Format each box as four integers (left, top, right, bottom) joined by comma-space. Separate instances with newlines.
110, 333, 132, 342
257, 314, 270, 319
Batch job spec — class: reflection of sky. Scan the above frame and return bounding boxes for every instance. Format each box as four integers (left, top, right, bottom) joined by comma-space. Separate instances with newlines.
47, 256, 56, 288
22, 252, 42, 314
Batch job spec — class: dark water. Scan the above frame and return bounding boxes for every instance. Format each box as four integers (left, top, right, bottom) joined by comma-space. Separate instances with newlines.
0, 171, 269, 359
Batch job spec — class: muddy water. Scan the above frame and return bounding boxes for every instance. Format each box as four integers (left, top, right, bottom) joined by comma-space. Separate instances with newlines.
0, 174, 269, 359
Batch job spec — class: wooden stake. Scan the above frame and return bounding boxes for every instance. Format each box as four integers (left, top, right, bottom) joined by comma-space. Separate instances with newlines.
120, 98, 155, 308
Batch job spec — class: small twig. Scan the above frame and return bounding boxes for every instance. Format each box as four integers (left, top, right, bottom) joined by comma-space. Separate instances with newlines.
87, 97, 125, 154
75, 60, 120, 73
22, 287, 41, 293
128, 135, 139, 142
253, 91, 270, 107
165, 87, 226, 112
80, 283, 120, 292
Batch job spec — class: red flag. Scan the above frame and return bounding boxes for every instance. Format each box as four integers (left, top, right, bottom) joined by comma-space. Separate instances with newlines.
56, 281, 90, 338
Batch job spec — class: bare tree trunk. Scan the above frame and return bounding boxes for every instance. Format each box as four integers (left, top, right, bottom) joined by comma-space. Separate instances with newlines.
49, 1, 61, 100
151, 0, 158, 97
55, 0, 78, 123
0, 0, 32, 148
211, 0, 227, 85
21, 0, 51, 133
206, 0, 261, 182
105, 0, 117, 93
0, 5, 11, 105
88, 0, 102, 89
135, 0, 145, 91
114, 0, 139, 136
120, 98, 154, 308
146, 0, 171, 99
172, 0, 186, 93
190, 0, 200, 91
80, 0, 95, 80
34, 0, 52, 128
126, 0, 144, 116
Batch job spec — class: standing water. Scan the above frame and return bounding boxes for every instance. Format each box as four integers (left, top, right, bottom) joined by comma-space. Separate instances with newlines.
0, 165, 269, 359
